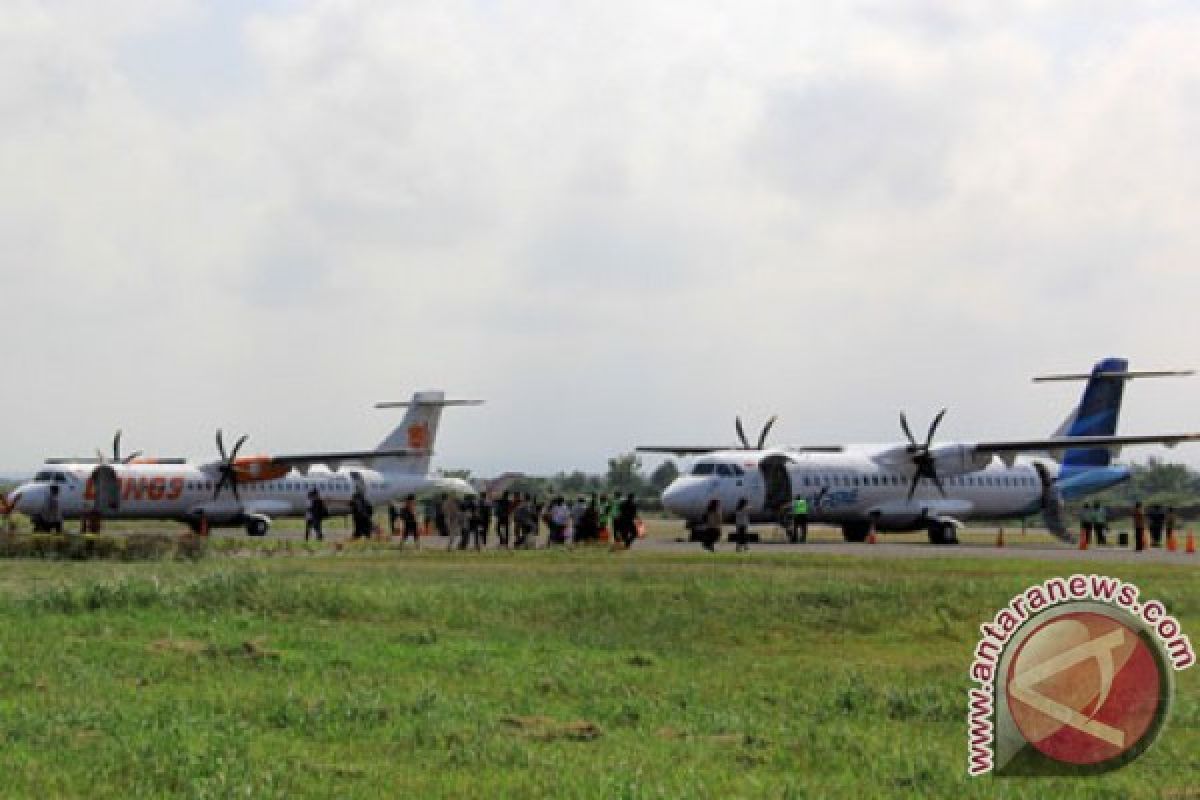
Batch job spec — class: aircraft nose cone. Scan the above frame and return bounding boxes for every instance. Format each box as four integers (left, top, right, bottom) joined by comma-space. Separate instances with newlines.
13, 485, 42, 514
662, 478, 710, 518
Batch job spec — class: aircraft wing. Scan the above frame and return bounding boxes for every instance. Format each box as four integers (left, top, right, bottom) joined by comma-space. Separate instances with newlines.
635, 445, 845, 455
974, 433, 1200, 455
266, 448, 427, 469
636, 446, 740, 455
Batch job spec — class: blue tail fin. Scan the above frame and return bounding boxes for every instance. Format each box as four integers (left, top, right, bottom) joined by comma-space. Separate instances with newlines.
1056, 357, 1128, 469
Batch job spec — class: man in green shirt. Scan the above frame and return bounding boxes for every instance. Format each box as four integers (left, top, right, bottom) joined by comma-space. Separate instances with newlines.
790, 497, 809, 543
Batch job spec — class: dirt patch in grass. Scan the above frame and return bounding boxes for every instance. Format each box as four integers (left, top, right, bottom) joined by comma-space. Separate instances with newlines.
502, 714, 602, 742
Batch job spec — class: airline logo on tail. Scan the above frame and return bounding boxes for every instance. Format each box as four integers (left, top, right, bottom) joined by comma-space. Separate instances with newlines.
407, 423, 431, 450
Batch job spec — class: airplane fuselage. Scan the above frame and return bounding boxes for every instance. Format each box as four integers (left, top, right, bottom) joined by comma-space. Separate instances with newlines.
659, 446, 1107, 540
9, 462, 460, 532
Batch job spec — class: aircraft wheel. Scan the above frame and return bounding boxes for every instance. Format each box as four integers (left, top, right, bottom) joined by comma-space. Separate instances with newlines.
842, 523, 869, 543
246, 519, 269, 537
927, 522, 957, 545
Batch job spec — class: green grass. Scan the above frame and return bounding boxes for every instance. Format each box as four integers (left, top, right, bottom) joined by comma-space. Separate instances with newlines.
0, 551, 1195, 798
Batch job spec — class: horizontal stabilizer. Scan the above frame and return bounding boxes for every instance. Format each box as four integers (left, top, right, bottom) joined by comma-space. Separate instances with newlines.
1033, 369, 1194, 382
270, 448, 428, 467
375, 399, 483, 409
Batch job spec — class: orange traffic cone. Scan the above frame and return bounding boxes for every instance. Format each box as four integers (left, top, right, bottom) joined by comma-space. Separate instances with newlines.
1167, 531, 1177, 552
866, 523, 878, 544
995, 529, 1004, 548
1186, 530, 1196, 555
1078, 527, 1088, 551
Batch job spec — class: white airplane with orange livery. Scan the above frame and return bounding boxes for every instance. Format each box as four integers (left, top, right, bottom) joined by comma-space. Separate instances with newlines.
1, 391, 478, 536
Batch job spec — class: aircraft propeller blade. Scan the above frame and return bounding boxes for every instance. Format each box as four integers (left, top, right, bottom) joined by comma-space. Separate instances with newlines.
213, 430, 249, 503
900, 412, 918, 449
735, 417, 750, 449
925, 409, 947, 449
900, 410, 949, 500
757, 416, 778, 450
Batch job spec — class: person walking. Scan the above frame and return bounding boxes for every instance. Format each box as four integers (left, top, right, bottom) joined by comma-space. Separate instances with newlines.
495, 491, 512, 549
350, 489, 374, 539
578, 495, 600, 543
616, 492, 639, 549
1166, 506, 1178, 547
513, 494, 531, 549
430, 495, 447, 538
701, 498, 722, 552
305, 488, 328, 541
477, 493, 492, 549
400, 494, 420, 548
442, 493, 461, 551
549, 497, 571, 546
1133, 501, 1147, 552
733, 497, 751, 552
460, 495, 478, 550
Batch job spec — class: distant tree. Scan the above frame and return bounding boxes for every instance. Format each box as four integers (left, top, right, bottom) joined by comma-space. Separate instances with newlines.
558, 470, 593, 493
649, 460, 680, 492
606, 453, 645, 495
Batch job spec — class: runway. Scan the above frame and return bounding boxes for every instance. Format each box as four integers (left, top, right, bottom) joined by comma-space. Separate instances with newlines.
629, 537, 1200, 564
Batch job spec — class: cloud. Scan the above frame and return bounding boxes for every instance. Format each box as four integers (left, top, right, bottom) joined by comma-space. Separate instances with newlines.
3, 1, 1200, 475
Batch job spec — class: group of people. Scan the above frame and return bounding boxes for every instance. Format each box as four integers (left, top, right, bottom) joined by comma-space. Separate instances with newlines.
1079, 501, 1181, 551
1128, 501, 1180, 552
310, 490, 644, 550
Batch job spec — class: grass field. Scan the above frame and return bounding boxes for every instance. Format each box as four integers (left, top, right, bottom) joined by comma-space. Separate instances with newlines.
0, 546, 1195, 798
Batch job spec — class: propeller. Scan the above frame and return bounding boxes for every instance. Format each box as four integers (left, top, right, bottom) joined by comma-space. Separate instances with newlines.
95, 430, 144, 465
735, 415, 778, 450
900, 409, 948, 501
213, 429, 249, 503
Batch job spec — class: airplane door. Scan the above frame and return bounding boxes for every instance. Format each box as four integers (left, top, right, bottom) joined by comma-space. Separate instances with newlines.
90, 466, 120, 515
758, 455, 792, 513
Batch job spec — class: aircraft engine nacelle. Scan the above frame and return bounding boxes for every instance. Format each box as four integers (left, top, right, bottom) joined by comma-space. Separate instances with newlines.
928, 444, 994, 477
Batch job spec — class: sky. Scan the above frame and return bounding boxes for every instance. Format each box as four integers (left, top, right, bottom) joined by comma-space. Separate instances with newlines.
3, 0, 1200, 478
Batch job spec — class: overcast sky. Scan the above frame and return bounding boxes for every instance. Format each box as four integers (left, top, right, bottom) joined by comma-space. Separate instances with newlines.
3, 0, 1200, 477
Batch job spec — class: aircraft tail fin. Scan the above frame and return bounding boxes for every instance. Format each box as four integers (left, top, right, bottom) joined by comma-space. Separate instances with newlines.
1035, 358, 1194, 469
372, 392, 482, 474
1052, 358, 1129, 469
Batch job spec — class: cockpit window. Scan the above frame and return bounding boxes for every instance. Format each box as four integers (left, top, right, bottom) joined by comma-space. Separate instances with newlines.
692, 463, 716, 476
34, 471, 53, 482
716, 465, 732, 477
731, 464, 744, 476
54, 473, 67, 483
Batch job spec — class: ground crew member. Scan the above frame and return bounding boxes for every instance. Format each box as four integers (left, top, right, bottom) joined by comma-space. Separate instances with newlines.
791, 496, 809, 543
1094, 503, 1108, 545
1080, 502, 1094, 546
